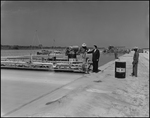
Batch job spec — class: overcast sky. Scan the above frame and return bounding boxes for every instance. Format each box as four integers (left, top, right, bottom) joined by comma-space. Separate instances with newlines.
1, 1, 149, 48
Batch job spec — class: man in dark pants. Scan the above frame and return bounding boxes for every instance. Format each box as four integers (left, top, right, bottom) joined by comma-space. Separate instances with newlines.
131, 47, 139, 77
88, 45, 100, 73
114, 48, 119, 59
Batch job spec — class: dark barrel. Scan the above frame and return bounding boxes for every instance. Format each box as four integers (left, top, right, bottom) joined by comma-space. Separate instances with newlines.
115, 61, 126, 78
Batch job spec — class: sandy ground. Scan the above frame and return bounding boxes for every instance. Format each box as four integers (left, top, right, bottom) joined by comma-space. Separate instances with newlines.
1, 52, 149, 117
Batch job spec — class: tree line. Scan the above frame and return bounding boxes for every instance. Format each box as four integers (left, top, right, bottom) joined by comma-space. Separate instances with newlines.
1, 45, 67, 50
1, 45, 105, 50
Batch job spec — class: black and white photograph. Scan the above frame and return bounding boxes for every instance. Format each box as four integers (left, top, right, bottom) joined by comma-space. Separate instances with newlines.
1, 1, 149, 117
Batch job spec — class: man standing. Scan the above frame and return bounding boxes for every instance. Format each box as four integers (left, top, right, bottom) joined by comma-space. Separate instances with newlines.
131, 47, 139, 77
114, 48, 119, 59
78, 43, 89, 73
88, 45, 100, 73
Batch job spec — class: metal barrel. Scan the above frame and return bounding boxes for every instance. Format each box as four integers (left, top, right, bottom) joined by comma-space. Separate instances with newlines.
115, 60, 126, 78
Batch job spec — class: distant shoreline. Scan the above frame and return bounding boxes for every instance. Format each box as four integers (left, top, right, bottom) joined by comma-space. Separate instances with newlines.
1, 45, 105, 50
1, 46, 66, 50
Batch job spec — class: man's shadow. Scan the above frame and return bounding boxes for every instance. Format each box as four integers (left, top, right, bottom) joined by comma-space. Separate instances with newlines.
88, 68, 101, 73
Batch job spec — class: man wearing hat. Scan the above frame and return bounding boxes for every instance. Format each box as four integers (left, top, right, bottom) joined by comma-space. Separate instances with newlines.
88, 45, 100, 73
131, 47, 139, 77
77, 43, 89, 73
78, 43, 88, 60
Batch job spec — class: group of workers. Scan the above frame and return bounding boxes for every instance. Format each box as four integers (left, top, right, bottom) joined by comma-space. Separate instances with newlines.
66, 43, 139, 77
65, 43, 100, 73
77, 43, 100, 73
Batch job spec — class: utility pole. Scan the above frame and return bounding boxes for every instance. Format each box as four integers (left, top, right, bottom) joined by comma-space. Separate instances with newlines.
54, 39, 55, 49
31, 30, 41, 56
53, 39, 56, 57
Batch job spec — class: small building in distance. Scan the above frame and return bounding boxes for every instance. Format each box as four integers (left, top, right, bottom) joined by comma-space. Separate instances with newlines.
142, 48, 149, 53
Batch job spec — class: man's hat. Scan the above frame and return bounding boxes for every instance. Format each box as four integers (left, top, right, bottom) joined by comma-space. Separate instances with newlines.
133, 47, 138, 49
82, 43, 86, 47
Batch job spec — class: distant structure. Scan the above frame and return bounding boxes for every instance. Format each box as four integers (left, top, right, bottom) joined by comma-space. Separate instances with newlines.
142, 48, 149, 53
115, 46, 125, 49
103, 45, 130, 54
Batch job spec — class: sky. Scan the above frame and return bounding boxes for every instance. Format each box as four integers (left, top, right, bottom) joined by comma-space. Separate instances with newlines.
1, 1, 149, 48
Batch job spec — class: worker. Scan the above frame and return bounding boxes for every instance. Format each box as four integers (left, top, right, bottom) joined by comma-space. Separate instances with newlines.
114, 48, 119, 59
65, 46, 78, 61
79, 43, 88, 60
29, 53, 32, 63
78, 43, 89, 73
131, 47, 139, 77
87, 45, 100, 73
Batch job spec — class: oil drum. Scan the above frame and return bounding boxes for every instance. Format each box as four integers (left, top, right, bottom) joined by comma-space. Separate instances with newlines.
115, 60, 126, 78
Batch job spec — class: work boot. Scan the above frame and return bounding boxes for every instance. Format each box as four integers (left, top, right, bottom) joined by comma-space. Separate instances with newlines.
86, 71, 89, 74
130, 73, 134, 76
